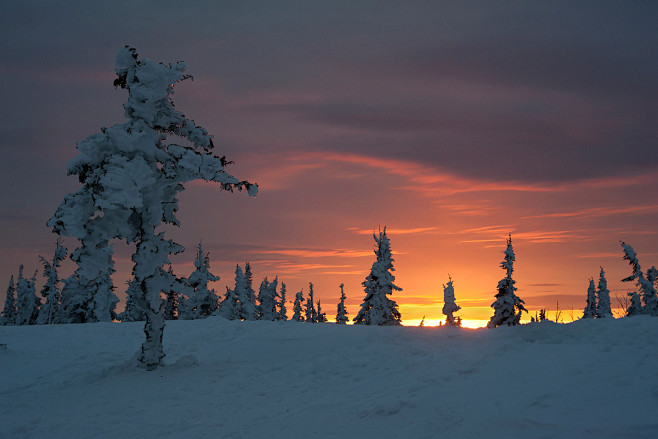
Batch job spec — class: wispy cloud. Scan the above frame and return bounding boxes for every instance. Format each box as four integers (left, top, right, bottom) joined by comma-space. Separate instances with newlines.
348, 227, 440, 236
522, 204, 658, 220
253, 247, 372, 258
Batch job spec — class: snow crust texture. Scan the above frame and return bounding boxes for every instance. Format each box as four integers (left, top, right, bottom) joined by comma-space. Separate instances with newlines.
1, 317, 657, 438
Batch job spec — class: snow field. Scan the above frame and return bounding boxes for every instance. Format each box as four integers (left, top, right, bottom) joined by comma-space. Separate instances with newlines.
1, 316, 657, 438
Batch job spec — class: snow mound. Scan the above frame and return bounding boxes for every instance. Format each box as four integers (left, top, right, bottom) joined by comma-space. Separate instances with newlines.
1, 316, 657, 438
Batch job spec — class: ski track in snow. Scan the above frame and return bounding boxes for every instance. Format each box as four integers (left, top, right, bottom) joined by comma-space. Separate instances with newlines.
1, 317, 657, 439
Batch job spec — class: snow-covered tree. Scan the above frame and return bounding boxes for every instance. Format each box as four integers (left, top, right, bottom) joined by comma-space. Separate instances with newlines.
163, 266, 183, 320
237, 264, 258, 321
1, 276, 17, 325
487, 235, 527, 328
442, 275, 461, 326
119, 279, 147, 321
258, 276, 279, 321
216, 265, 241, 320
596, 267, 613, 319
316, 300, 327, 323
335, 283, 348, 324
186, 242, 221, 319
14, 265, 40, 326
354, 228, 402, 326
626, 291, 642, 316
276, 282, 288, 321
36, 241, 68, 325
243, 263, 257, 313
305, 282, 318, 323
47, 47, 256, 370
292, 290, 305, 322
620, 242, 658, 316
55, 232, 118, 324
582, 279, 597, 319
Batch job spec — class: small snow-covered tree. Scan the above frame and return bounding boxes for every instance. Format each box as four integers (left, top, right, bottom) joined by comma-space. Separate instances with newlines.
354, 228, 402, 326
164, 266, 183, 320
487, 235, 527, 328
292, 290, 305, 322
48, 47, 256, 369
36, 241, 68, 325
55, 232, 118, 324
14, 265, 40, 326
442, 275, 461, 326
243, 263, 258, 315
626, 291, 642, 316
276, 282, 288, 321
419, 316, 425, 327
216, 265, 242, 320
317, 300, 327, 323
119, 279, 147, 322
258, 276, 279, 321
620, 242, 658, 316
236, 264, 258, 321
582, 279, 597, 319
1, 276, 17, 326
335, 283, 349, 324
596, 267, 613, 319
186, 242, 221, 319
305, 282, 318, 323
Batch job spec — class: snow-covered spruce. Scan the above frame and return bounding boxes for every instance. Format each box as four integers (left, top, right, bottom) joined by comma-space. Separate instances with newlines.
163, 266, 183, 320
185, 242, 220, 319
241, 263, 258, 321
316, 300, 327, 323
582, 279, 597, 319
55, 231, 118, 324
354, 227, 402, 326
442, 275, 461, 326
119, 279, 147, 322
487, 235, 527, 328
258, 276, 279, 321
1, 276, 17, 325
596, 267, 613, 319
216, 265, 242, 320
48, 47, 256, 370
36, 241, 68, 325
305, 282, 318, 323
620, 242, 658, 316
14, 265, 40, 326
292, 290, 305, 322
336, 283, 349, 324
276, 282, 288, 321
627, 291, 643, 316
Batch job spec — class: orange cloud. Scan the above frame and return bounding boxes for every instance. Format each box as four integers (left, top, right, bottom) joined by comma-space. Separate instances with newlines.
349, 227, 440, 235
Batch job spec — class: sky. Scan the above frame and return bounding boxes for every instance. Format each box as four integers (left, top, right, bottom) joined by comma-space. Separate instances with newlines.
1, 1, 657, 327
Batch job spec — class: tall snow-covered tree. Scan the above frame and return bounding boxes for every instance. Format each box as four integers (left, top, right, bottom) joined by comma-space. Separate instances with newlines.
620, 242, 658, 316
36, 241, 68, 325
14, 265, 40, 326
292, 290, 305, 322
336, 283, 349, 324
442, 275, 461, 326
276, 282, 288, 321
582, 279, 597, 319
487, 235, 527, 328
596, 267, 613, 319
186, 242, 220, 319
1, 276, 17, 326
47, 47, 256, 370
55, 231, 118, 324
354, 228, 402, 326
258, 276, 279, 321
